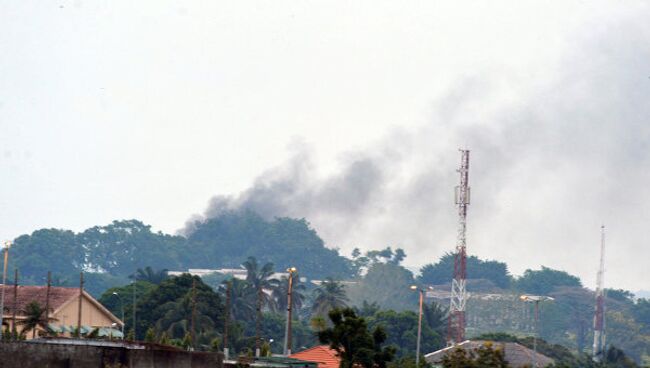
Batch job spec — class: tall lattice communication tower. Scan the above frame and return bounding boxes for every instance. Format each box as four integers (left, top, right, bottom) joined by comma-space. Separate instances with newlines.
448, 149, 470, 345
593, 225, 606, 362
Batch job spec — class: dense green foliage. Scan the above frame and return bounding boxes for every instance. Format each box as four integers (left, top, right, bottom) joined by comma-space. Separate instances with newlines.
440, 343, 509, 368
318, 308, 396, 368
133, 266, 169, 284
348, 262, 418, 311
6, 220, 184, 295
4, 211, 650, 363
3, 212, 353, 296
185, 211, 352, 278
132, 274, 225, 342
99, 281, 157, 327
514, 266, 582, 294
311, 277, 350, 317
418, 253, 512, 289
368, 308, 444, 357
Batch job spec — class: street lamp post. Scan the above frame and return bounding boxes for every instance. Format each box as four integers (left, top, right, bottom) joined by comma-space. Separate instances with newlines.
411, 285, 433, 367
520, 295, 554, 368
284, 267, 297, 356
112, 292, 125, 339
132, 280, 137, 340
0, 241, 11, 331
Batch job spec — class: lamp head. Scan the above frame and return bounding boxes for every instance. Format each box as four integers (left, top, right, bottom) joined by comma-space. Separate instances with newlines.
287, 267, 297, 273
520, 294, 555, 302
3, 241, 11, 249
410, 285, 418, 291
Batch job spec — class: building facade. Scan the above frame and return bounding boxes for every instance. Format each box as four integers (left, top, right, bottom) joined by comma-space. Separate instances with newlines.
1, 285, 123, 339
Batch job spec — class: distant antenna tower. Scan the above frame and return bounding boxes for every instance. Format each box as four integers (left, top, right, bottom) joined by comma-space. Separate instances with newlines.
593, 225, 606, 362
448, 149, 470, 345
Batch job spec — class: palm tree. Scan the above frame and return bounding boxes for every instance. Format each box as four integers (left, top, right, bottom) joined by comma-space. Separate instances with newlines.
273, 273, 306, 313
311, 278, 349, 318
155, 298, 216, 340
242, 257, 278, 310
132, 266, 169, 284
17, 301, 56, 339
423, 301, 447, 335
310, 315, 327, 332
220, 278, 256, 321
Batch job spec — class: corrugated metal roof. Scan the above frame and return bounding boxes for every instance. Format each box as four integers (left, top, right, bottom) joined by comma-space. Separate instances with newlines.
425, 340, 555, 368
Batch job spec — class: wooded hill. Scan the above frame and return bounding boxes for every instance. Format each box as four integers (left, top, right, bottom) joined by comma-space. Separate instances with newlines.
3, 210, 649, 364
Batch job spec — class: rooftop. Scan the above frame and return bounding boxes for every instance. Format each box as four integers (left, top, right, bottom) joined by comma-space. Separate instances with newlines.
289, 345, 340, 368
425, 340, 555, 368
0, 285, 79, 316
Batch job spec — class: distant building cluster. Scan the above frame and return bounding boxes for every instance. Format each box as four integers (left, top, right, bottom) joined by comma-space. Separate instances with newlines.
167, 268, 308, 283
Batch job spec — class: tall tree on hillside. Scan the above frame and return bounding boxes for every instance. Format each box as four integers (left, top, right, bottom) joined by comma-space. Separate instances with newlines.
185, 211, 353, 279
515, 266, 582, 295
9, 229, 82, 278
312, 278, 349, 317
346, 262, 417, 311
132, 266, 169, 285
242, 256, 278, 310
76, 220, 184, 275
419, 253, 511, 289
220, 278, 256, 321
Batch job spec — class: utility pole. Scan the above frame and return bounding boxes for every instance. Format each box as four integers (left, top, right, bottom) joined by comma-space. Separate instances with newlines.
520, 295, 554, 367
45, 271, 51, 326
12, 269, 18, 338
448, 149, 470, 345
223, 280, 231, 360
284, 267, 297, 356
77, 272, 84, 338
112, 292, 125, 339
255, 286, 262, 357
411, 285, 433, 366
593, 225, 606, 362
0, 241, 11, 331
190, 277, 197, 351
132, 279, 137, 340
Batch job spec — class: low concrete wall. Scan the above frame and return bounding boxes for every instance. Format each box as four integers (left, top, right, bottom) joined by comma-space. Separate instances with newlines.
0, 341, 222, 368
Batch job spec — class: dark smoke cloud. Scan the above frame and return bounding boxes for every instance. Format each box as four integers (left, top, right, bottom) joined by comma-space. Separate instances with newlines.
183, 9, 650, 290
182, 148, 388, 235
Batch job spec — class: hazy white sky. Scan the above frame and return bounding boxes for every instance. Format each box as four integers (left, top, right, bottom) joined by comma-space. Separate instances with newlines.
1, 1, 649, 290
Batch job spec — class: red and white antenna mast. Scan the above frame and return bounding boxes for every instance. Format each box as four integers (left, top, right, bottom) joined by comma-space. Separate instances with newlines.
593, 225, 606, 362
448, 149, 470, 345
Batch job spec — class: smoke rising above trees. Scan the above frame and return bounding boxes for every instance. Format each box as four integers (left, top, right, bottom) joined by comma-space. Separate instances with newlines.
180, 9, 650, 291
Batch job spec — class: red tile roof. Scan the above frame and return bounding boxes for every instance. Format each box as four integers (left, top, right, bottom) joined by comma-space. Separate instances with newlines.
0, 285, 80, 316
290, 345, 340, 368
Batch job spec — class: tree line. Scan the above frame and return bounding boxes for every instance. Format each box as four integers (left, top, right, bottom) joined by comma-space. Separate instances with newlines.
96, 258, 448, 365
3, 209, 650, 364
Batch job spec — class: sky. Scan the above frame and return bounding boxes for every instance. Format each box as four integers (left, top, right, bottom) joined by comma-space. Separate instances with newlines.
1, 1, 649, 291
